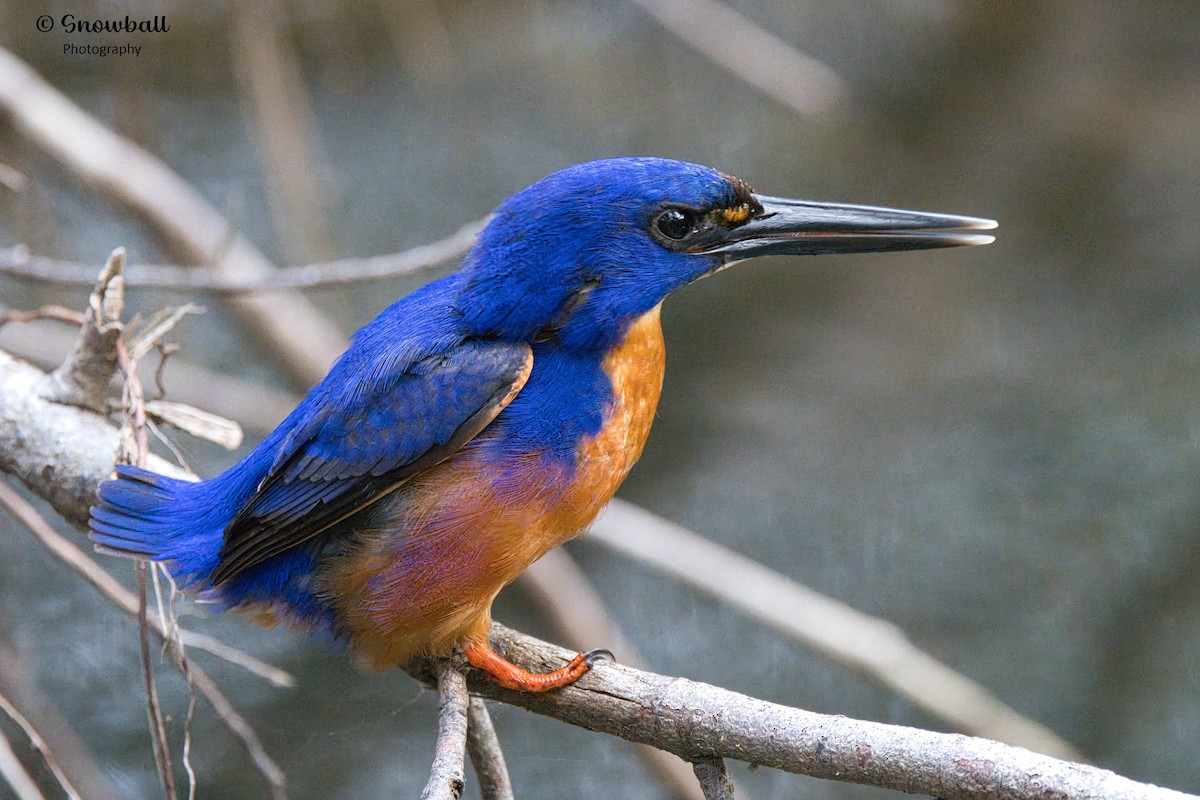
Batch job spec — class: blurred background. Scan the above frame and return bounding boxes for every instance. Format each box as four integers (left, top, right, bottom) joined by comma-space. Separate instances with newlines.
0, 1, 1198, 798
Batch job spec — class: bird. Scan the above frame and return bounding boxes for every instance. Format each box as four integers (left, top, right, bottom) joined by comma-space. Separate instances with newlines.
89, 157, 996, 692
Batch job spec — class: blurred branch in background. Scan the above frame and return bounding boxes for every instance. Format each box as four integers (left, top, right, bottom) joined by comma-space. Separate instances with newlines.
592, 501, 1082, 761
0, 726, 42, 800
0, 678, 109, 800
0, 647, 91, 800
0, 46, 343, 388
230, 0, 334, 265
630, 0, 849, 117
0, 217, 482, 292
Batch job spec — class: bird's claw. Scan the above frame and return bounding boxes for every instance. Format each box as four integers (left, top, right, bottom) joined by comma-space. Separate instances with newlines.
582, 647, 615, 666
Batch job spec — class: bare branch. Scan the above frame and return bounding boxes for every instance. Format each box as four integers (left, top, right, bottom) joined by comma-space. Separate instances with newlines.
115, 334, 178, 800
142, 400, 243, 450
153, 568, 197, 800
465, 699, 513, 800
630, 0, 848, 117
591, 500, 1081, 761
0, 222, 480, 293
37, 248, 125, 413
421, 660, 469, 800
174, 629, 295, 689
413, 625, 1195, 800
0, 349, 184, 527
692, 758, 734, 800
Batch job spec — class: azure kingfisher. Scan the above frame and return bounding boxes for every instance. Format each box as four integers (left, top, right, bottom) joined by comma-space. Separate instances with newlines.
89, 157, 995, 691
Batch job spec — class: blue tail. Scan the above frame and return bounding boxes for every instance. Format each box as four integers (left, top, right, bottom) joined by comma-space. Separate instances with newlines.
89, 465, 232, 587
89, 464, 341, 637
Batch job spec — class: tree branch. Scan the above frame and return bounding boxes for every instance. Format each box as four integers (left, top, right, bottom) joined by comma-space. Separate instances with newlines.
410, 625, 1194, 800
521, 550, 707, 799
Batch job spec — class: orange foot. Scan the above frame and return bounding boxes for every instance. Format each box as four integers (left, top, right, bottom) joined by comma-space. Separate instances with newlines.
462, 641, 613, 692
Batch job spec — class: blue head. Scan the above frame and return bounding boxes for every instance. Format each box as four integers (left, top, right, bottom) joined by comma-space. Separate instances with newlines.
456, 157, 996, 352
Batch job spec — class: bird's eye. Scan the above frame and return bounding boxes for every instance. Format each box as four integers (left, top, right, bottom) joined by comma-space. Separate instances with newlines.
654, 208, 697, 241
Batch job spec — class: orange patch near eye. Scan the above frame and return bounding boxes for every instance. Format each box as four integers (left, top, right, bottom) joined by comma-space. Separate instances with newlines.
719, 204, 751, 224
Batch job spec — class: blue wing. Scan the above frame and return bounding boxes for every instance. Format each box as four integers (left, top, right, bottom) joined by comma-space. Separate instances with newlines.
210, 338, 533, 584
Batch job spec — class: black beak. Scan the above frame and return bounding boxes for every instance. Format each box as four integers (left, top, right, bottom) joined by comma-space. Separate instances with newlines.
705, 195, 997, 262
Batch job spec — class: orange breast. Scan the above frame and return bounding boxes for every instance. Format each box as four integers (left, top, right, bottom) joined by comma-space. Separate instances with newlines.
324, 305, 667, 668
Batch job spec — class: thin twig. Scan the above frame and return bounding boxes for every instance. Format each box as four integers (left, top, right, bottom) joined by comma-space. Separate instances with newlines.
0, 688, 81, 800
155, 567, 197, 800
0, 306, 86, 327
692, 758, 735, 800
0, 220, 481, 293
174, 630, 294, 689
421, 660, 470, 800
0, 479, 293, 688
136, 562, 177, 799
0, 727, 45, 800
465, 699, 513, 800
591, 499, 1082, 761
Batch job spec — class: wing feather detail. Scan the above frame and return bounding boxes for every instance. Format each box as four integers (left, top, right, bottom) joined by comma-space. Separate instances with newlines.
209, 340, 533, 584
